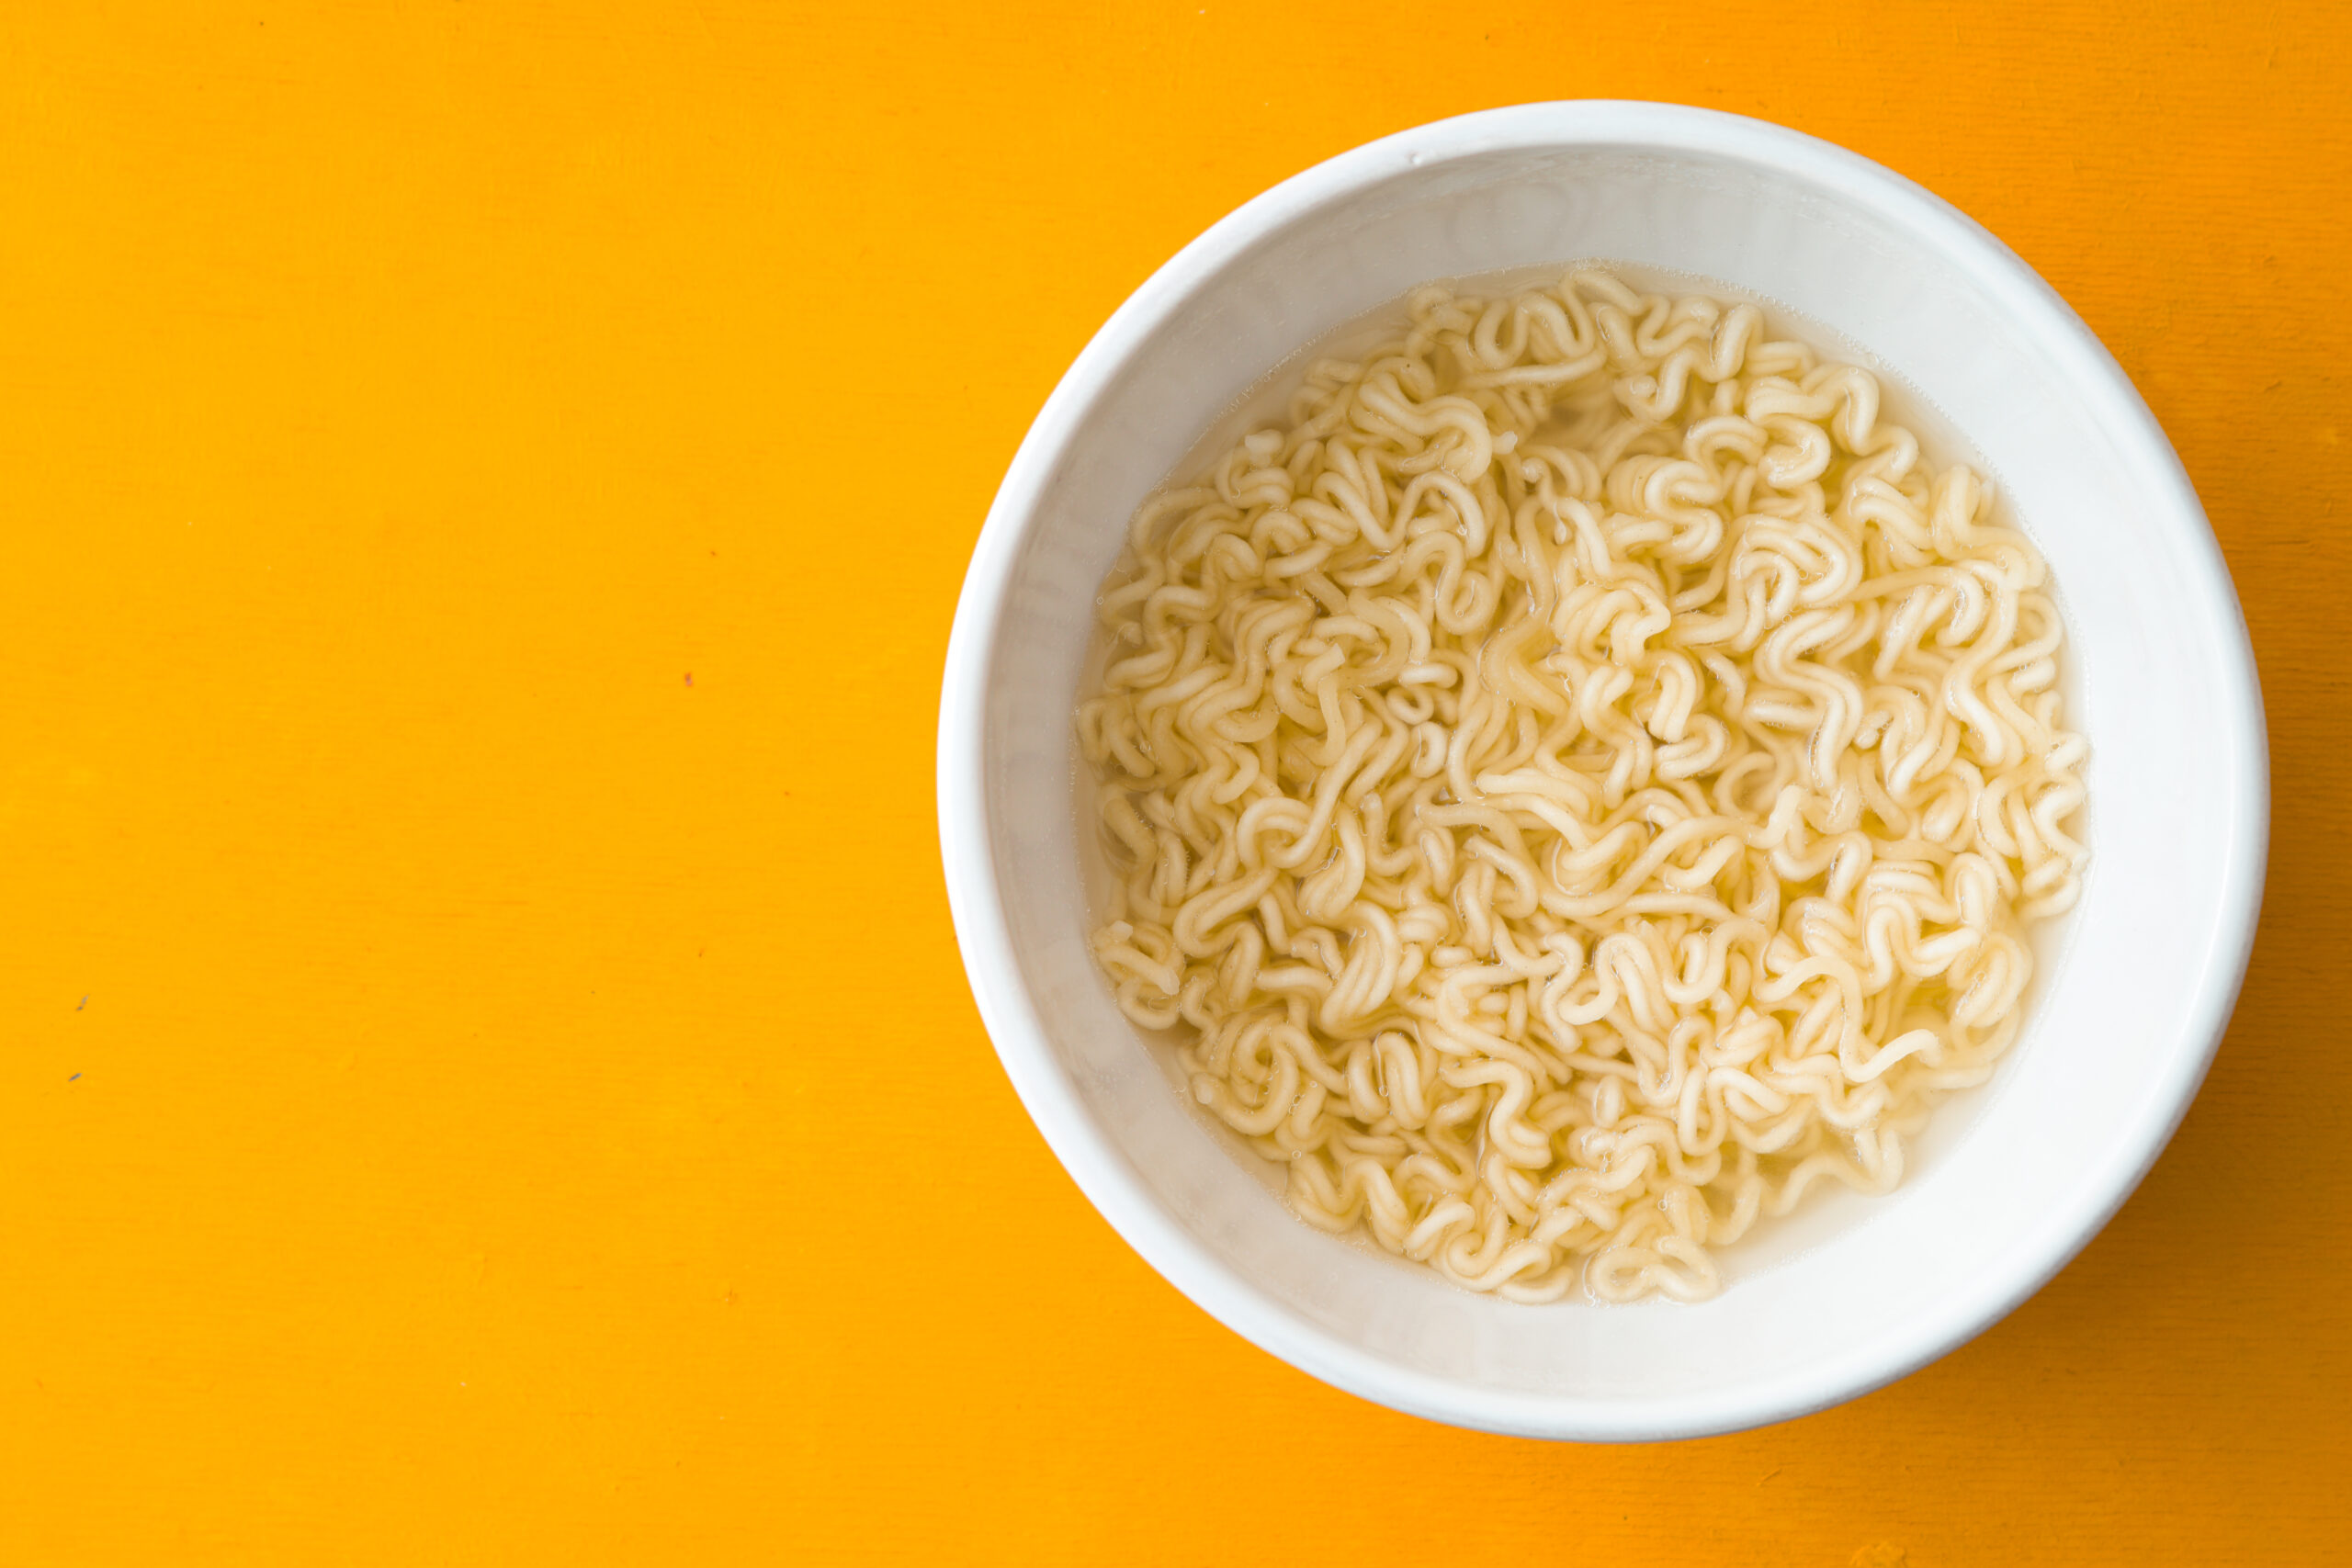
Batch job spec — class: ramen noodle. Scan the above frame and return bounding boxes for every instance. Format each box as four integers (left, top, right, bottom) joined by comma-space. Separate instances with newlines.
1077, 269, 2086, 1302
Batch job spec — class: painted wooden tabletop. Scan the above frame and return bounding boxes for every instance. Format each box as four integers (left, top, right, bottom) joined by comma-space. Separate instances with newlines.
3, 2, 2346, 1562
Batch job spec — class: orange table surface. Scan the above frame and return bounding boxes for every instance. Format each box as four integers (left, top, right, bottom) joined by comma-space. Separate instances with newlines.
4, 3, 2346, 1562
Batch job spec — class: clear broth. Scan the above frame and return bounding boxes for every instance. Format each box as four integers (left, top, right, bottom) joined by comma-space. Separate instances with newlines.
1069, 260, 2093, 1301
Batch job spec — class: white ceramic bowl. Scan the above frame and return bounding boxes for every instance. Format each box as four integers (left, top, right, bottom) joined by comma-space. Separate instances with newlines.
938, 102, 2267, 1440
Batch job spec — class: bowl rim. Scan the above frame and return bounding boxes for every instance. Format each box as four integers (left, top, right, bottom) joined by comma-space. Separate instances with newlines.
935, 99, 2268, 1441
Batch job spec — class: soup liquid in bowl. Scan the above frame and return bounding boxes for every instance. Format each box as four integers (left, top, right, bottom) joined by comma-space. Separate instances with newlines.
1073, 263, 2088, 1305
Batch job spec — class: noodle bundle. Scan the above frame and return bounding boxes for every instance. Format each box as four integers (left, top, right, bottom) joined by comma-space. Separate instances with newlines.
1078, 269, 2086, 1302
